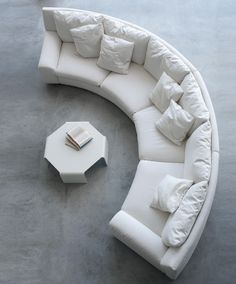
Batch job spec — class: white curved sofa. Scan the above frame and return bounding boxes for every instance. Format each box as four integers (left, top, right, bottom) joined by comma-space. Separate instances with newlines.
38, 7, 219, 279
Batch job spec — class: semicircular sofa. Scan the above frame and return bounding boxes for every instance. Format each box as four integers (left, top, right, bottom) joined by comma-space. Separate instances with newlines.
38, 7, 219, 279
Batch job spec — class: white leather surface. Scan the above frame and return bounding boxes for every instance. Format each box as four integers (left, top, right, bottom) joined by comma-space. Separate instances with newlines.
109, 210, 167, 269
133, 106, 185, 162
122, 160, 184, 236
57, 43, 110, 86
103, 18, 150, 65
101, 63, 156, 115
97, 35, 134, 74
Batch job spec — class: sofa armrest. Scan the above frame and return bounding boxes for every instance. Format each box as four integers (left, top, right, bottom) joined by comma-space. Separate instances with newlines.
109, 210, 167, 271
38, 31, 62, 84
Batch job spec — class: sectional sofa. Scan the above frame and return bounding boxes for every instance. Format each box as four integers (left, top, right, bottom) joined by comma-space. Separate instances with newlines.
38, 7, 219, 279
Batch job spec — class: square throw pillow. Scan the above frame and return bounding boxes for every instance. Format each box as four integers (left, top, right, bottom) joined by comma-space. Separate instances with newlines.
161, 181, 207, 247
150, 175, 193, 213
97, 35, 134, 74
103, 18, 150, 65
184, 121, 212, 183
54, 10, 103, 42
70, 23, 104, 58
156, 100, 194, 145
151, 72, 184, 113
180, 73, 210, 135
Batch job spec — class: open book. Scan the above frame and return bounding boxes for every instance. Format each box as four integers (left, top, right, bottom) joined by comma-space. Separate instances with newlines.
65, 126, 93, 150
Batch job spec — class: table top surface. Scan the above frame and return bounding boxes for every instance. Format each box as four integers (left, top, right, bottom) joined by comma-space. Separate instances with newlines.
44, 122, 107, 174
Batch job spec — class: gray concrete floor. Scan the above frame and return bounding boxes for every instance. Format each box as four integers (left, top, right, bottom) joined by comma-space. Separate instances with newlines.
0, 0, 235, 283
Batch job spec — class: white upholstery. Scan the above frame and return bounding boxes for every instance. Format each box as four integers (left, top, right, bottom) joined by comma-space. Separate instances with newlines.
150, 175, 193, 213
144, 37, 190, 83
38, 31, 62, 83
101, 63, 156, 116
184, 121, 212, 183
133, 106, 185, 162
122, 160, 184, 236
156, 100, 194, 146
57, 43, 110, 86
39, 7, 219, 280
54, 10, 103, 42
103, 18, 150, 65
110, 211, 167, 270
161, 181, 207, 247
180, 73, 209, 135
151, 72, 184, 113
97, 35, 134, 75
70, 23, 104, 58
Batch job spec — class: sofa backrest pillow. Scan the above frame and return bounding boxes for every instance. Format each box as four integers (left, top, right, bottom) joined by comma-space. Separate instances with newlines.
184, 121, 212, 183
144, 37, 190, 83
97, 35, 134, 74
161, 181, 207, 247
70, 23, 104, 58
103, 18, 150, 65
150, 175, 193, 213
180, 73, 210, 135
151, 72, 184, 113
156, 100, 194, 146
54, 10, 103, 42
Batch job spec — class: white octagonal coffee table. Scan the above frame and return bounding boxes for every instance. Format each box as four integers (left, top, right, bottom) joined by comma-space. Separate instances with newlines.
44, 122, 108, 183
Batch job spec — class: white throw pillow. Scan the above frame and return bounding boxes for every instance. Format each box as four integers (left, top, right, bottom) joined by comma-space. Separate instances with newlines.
180, 73, 210, 135
161, 181, 207, 247
144, 37, 190, 83
184, 121, 212, 183
70, 23, 104, 58
97, 35, 134, 74
156, 100, 194, 145
151, 72, 184, 113
103, 19, 150, 65
54, 10, 103, 42
150, 175, 193, 213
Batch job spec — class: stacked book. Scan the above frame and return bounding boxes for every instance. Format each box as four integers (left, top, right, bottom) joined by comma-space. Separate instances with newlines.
65, 126, 93, 151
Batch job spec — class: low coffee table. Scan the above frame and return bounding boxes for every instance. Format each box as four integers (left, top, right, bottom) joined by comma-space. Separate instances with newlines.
44, 122, 108, 183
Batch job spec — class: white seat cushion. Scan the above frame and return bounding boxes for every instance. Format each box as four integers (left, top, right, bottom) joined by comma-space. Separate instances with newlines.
133, 106, 185, 162
122, 160, 184, 236
57, 43, 110, 86
101, 63, 156, 116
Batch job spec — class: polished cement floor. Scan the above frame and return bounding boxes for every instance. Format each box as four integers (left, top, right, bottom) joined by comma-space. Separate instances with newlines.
0, 0, 235, 283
